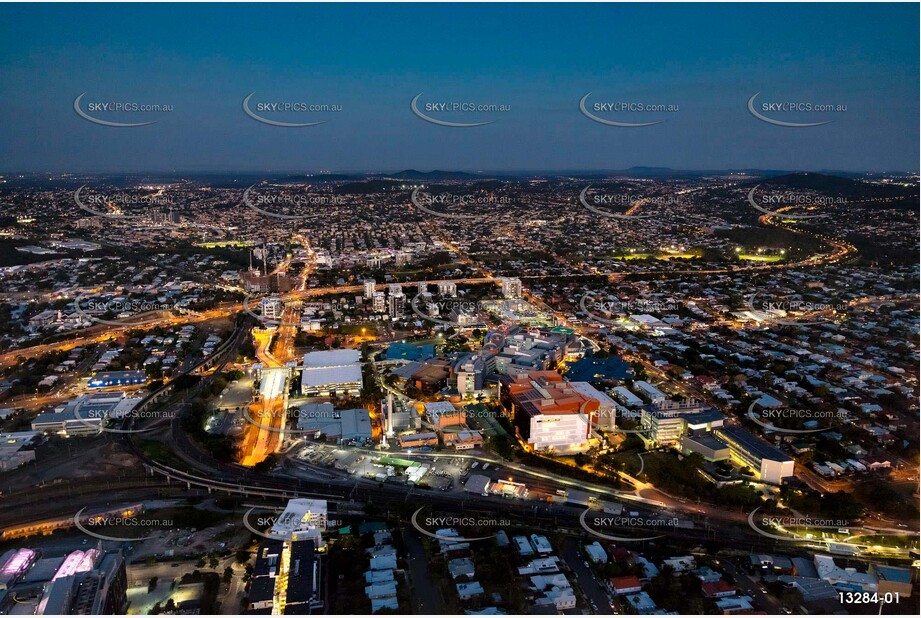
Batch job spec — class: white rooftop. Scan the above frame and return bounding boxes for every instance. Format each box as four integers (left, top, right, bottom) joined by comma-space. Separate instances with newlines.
303, 349, 361, 367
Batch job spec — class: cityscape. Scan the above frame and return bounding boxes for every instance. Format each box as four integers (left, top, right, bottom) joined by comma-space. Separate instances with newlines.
0, 2, 918, 617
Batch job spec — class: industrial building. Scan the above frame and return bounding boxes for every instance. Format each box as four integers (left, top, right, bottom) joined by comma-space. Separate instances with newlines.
295, 403, 372, 442
0, 431, 40, 471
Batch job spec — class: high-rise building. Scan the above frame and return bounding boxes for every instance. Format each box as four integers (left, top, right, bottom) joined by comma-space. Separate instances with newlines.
437, 281, 457, 296
388, 292, 405, 318
500, 277, 522, 299
363, 279, 376, 299
373, 291, 386, 313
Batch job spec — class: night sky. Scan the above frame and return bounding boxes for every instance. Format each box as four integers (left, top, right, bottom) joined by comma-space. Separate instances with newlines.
0, 2, 917, 173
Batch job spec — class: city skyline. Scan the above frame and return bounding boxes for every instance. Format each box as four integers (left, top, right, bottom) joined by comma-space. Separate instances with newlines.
0, 2, 917, 617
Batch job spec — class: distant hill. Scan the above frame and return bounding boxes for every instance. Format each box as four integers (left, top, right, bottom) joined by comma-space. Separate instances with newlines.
282, 173, 362, 182
383, 169, 484, 181
758, 172, 917, 201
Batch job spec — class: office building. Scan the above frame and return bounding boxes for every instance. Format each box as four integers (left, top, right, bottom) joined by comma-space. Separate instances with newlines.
641, 401, 725, 446
502, 371, 598, 453
261, 298, 283, 321
714, 426, 795, 484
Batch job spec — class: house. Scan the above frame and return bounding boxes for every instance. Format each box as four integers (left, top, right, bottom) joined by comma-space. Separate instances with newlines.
456, 581, 485, 600
610, 576, 643, 595
702, 580, 737, 598
584, 542, 607, 564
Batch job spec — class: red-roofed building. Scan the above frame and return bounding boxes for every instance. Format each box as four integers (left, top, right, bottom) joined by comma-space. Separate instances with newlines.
606, 546, 633, 563
702, 579, 737, 598
501, 372, 600, 453
610, 576, 643, 595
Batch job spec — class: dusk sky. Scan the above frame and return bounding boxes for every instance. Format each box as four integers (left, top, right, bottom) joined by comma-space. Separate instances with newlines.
0, 2, 917, 173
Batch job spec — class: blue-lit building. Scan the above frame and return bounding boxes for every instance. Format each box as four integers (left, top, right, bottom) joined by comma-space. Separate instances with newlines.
88, 371, 147, 389
383, 342, 435, 362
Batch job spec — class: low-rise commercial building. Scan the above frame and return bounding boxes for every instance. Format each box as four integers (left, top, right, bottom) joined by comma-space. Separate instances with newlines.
714, 426, 794, 484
